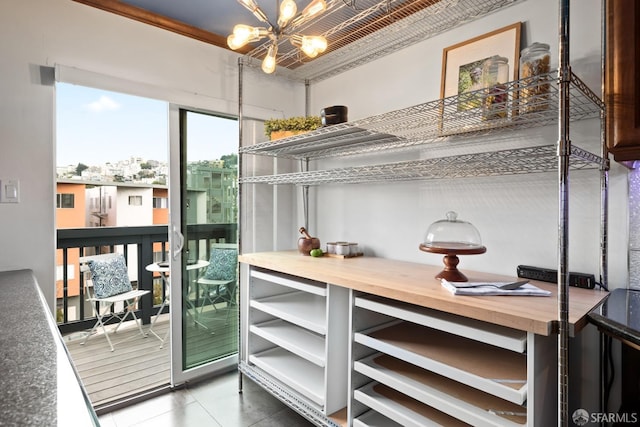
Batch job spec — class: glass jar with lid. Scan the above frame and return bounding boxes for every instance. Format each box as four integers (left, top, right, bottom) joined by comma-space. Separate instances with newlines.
519, 42, 551, 113
481, 55, 510, 120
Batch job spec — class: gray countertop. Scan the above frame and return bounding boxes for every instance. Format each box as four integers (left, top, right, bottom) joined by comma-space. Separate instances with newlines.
0, 269, 99, 426
589, 288, 640, 347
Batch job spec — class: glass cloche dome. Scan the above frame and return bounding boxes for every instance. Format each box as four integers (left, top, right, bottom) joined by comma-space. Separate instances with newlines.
422, 211, 483, 250
419, 211, 486, 282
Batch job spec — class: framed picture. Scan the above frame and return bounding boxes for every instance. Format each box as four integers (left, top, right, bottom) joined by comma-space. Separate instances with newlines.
440, 22, 522, 110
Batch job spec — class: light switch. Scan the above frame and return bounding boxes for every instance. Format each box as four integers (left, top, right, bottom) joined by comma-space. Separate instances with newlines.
0, 179, 20, 203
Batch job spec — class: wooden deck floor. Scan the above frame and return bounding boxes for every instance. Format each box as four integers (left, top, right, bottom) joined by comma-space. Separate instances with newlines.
64, 304, 238, 410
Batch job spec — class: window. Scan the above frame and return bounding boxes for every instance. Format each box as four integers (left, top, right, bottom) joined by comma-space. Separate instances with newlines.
212, 173, 222, 188
153, 197, 168, 208
153, 250, 169, 263
129, 195, 143, 206
56, 264, 75, 281
56, 193, 75, 208
211, 198, 221, 214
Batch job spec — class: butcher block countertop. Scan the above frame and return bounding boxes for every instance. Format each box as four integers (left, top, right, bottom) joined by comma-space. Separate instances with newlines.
239, 251, 608, 336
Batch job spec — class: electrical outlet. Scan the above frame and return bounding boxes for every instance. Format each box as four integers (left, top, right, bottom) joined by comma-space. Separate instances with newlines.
517, 265, 596, 289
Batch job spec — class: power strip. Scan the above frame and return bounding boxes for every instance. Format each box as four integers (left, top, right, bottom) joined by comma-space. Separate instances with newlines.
517, 265, 596, 289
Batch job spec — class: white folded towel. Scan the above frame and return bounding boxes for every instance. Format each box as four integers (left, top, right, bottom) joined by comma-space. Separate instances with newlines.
441, 279, 552, 296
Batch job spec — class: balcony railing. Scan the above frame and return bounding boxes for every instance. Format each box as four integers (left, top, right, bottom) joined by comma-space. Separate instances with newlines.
56, 223, 237, 335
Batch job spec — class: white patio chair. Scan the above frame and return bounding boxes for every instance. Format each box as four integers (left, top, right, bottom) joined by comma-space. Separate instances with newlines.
195, 243, 238, 325
79, 253, 151, 351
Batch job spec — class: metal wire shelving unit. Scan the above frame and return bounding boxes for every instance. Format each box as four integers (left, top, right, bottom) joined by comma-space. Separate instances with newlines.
237, 1, 609, 426
240, 70, 606, 185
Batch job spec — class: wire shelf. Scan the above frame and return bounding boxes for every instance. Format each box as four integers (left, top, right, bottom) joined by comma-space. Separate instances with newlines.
239, 144, 604, 185
240, 71, 604, 162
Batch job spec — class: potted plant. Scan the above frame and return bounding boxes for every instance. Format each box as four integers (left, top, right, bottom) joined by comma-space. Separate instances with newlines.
264, 116, 322, 140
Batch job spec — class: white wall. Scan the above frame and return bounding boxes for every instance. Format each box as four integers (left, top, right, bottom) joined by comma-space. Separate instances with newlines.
306, 0, 629, 289
0, 0, 302, 311
116, 188, 153, 226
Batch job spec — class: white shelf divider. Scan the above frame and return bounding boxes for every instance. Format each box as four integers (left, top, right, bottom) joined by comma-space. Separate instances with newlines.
250, 319, 326, 367
354, 382, 468, 427
354, 322, 527, 404
355, 295, 527, 353
250, 291, 327, 335
251, 269, 327, 296
354, 354, 526, 427
249, 347, 325, 408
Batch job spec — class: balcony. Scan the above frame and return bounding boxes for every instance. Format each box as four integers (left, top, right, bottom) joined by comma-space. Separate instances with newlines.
57, 223, 238, 410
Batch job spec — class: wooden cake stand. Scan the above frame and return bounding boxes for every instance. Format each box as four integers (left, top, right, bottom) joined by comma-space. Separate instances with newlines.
419, 242, 487, 282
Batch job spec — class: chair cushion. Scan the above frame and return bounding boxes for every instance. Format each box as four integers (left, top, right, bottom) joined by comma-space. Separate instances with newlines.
203, 247, 238, 281
88, 255, 133, 298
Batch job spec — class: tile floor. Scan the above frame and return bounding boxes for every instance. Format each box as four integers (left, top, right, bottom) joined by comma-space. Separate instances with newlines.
97, 370, 314, 427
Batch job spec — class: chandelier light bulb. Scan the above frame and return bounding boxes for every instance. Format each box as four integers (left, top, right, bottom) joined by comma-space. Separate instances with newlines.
291, 34, 327, 58
303, 35, 327, 55
233, 24, 258, 41
298, 0, 327, 23
277, 0, 298, 28
228, 24, 267, 49
262, 43, 278, 74
227, 34, 244, 50
237, 0, 259, 9
236, 0, 269, 23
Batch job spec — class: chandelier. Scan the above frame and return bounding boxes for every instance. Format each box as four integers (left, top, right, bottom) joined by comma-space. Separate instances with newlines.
227, 0, 328, 74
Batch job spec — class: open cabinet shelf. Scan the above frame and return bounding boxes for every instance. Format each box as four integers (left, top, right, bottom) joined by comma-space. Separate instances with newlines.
249, 347, 326, 407
351, 294, 542, 426
349, 292, 556, 426
354, 354, 527, 426
354, 319, 527, 404
354, 382, 471, 427
243, 267, 350, 424
250, 319, 326, 367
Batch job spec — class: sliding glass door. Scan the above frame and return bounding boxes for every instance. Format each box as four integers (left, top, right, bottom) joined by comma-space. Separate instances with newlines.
168, 104, 239, 384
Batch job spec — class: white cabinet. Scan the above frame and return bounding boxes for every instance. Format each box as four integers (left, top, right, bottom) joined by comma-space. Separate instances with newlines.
238, 252, 607, 426
241, 267, 350, 424
349, 294, 556, 427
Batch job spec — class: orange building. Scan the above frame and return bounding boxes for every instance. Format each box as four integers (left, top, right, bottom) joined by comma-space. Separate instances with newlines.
55, 182, 87, 300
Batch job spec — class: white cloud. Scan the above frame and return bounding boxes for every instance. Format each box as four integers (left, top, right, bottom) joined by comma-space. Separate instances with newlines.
84, 95, 121, 112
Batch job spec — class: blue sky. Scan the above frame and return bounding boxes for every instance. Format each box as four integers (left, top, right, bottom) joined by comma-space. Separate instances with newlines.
56, 83, 239, 166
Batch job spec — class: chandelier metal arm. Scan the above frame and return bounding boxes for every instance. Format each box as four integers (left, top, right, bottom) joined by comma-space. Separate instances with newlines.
236, 0, 271, 25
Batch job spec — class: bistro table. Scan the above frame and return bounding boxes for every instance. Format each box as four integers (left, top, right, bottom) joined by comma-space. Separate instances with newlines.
145, 259, 210, 347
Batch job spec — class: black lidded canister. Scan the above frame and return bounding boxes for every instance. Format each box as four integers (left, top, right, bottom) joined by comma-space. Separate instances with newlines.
321, 105, 348, 126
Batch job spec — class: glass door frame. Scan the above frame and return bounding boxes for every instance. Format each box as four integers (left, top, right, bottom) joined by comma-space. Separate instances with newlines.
168, 104, 238, 386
